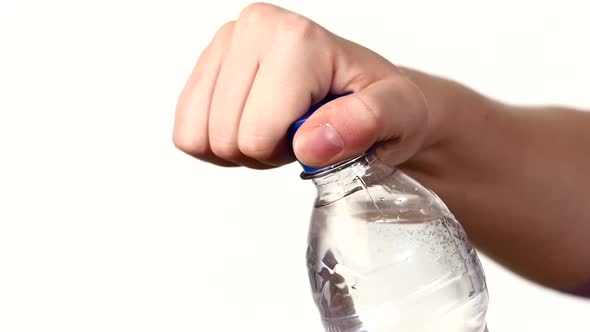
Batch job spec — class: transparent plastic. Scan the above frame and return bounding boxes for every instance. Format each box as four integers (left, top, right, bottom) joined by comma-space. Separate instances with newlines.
305, 152, 488, 332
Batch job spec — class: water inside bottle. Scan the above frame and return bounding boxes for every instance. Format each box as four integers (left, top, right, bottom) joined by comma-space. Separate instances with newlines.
307, 214, 488, 332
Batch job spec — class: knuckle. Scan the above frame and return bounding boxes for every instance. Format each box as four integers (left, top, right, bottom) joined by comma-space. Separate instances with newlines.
210, 136, 242, 160
239, 2, 278, 23
238, 134, 273, 160
276, 14, 320, 40
173, 101, 210, 157
173, 131, 209, 157
214, 20, 236, 39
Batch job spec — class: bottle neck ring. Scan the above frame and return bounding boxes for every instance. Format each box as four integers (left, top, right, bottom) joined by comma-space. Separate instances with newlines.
300, 151, 374, 181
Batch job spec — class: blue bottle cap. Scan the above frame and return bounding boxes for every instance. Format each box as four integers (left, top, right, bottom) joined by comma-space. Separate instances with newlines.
288, 93, 351, 173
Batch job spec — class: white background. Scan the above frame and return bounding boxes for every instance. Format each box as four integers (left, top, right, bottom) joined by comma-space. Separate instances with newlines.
1, 0, 589, 331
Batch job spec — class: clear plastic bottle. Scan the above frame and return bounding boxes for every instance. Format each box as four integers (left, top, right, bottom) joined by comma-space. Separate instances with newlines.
292, 95, 489, 332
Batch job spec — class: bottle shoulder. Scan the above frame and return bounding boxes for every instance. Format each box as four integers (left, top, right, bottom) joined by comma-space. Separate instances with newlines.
313, 169, 450, 224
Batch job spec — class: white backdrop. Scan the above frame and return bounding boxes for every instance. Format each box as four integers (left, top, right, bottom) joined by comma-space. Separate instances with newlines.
1, 0, 589, 331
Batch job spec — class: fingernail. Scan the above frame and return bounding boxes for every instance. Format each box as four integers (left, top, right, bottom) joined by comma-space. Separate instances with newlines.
295, 124, 344, 164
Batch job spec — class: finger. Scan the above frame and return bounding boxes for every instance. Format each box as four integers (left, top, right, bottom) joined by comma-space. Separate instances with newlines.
173, 22, 238, 167
237, 19, 331, 166
293, 76, 429, 167
207, 19, 265, 167
207, 4, 296, 169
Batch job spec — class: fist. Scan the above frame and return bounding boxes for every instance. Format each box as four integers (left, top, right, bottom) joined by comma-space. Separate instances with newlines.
173, 3, 428, 169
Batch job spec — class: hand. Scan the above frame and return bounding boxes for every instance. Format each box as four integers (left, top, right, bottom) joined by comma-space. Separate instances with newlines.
173, 3, 430, 169
173, 3, 590, 290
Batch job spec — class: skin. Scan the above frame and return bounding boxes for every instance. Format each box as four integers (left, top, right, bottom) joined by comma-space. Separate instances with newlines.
173, 3, 590, 290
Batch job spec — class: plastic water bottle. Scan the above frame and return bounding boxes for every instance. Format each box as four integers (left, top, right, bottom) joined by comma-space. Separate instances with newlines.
290, 95, 489, 332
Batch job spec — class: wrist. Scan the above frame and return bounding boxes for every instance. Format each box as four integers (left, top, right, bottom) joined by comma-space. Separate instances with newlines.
398, 66, 497, 153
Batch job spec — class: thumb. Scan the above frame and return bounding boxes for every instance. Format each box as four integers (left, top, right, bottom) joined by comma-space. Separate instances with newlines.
293, 77, 429, 168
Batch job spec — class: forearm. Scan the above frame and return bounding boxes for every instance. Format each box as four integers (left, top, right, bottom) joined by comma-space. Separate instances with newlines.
401, 68, 590, 289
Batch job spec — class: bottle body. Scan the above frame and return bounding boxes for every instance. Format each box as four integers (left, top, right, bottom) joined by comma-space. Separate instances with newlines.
306, 153, 488, 332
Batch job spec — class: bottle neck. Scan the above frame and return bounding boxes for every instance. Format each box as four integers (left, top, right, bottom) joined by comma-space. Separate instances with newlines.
303, 152, 397, 207
304, 150, 394, 180
302, 152, 373, 182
